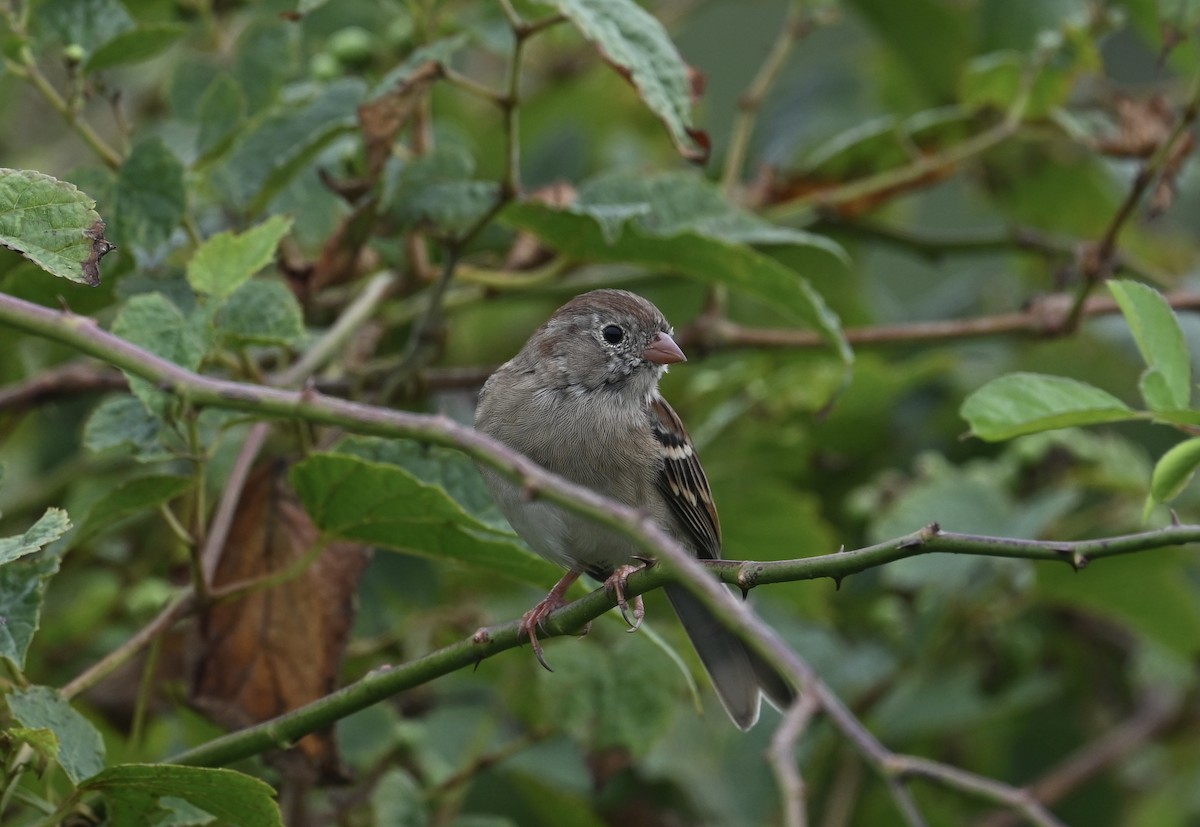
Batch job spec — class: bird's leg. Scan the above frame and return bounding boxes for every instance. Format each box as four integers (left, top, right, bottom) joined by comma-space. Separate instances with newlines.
520, 570, 581, 672
604, 563, 646, 632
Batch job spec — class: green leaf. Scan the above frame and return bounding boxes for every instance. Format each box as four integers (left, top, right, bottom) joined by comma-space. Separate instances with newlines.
187, 215, 294, 299
961, 373, 1135, 441
1038, 549, 1200, 657
503, 175, 850, 365
538, 0, 707, 160
74, 475, 192, 545
334, 437, 511, 531
84, 24, 186, 72
212, 279, 305, 345
195, 74, 246, 161
393, 181, 500, 238
0, 551, 62, 671
960, 51, 1073, 118
83, 395, 171, 460
35, 0, 134, 57
1108, 280, 1191, 411
528, 635, 681, 755
79, 764, 282, 827
6, 685, 105, 783
1149, 437, 1200, 505
110, 294, 208, 415
290, 452, 560, 586
232, 18, 297, 113
799, 107, 975, 179
0, 508, 71, 565
214, 78, 363, 214
111, 138, 187, 254
370, 768, 427, 827
0, 168, 113, 285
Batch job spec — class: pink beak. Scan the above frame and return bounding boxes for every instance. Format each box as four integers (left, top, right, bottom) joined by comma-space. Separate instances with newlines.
643, 331, 686, 365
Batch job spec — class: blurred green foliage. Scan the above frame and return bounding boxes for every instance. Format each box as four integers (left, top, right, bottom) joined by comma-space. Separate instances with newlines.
0, 0, 1199, 825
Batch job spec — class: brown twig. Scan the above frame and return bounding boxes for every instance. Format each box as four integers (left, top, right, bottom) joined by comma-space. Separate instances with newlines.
769, 692, 822, 827
1061, 76, 1200, 331
0, 362, 126, 411
60, 592, 195, 700
680, 290, 1200, 352
722, 1, 835, 194
822, 221, 1168, 284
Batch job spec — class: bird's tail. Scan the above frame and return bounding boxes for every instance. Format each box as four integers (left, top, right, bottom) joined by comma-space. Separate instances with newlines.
664, 583, 794, 730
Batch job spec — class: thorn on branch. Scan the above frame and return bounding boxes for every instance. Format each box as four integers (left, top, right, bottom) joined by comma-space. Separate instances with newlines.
737, 566, 759, 596
832, 575, 843, 591
1072, 552, 1089, 571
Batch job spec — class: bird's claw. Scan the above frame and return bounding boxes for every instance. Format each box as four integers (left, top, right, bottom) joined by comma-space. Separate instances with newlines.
520, 594, 568, 672
605, 564, 646, 632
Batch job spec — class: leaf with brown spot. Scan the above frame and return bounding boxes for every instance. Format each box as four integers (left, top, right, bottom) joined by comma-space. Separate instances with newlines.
543, 0, 710, 162
191, 461, 371, 781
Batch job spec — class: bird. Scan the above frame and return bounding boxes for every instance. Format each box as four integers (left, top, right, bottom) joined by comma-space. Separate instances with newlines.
474, 288, 791, 729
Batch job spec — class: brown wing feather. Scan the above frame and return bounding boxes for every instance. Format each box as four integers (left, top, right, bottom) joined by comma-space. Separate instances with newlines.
649, 395, 722, 559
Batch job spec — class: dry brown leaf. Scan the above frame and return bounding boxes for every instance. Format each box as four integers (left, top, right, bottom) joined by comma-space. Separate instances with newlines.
1099, 96, 1174, 158
358, 60, 443, 179
191, 461, 371, 781
1099, 95, 1196, 217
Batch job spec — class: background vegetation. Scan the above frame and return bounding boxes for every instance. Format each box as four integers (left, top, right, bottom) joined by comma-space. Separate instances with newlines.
0, 0, 1199, 825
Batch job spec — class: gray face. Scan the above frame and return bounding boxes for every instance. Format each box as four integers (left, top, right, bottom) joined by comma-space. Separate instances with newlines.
536, 289, 674, 397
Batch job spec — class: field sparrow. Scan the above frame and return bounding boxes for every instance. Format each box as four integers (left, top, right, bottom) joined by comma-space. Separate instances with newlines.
474, 289, 790, 729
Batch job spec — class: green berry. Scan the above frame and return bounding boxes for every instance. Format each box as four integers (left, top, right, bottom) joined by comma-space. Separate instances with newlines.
329, 26, 375, 67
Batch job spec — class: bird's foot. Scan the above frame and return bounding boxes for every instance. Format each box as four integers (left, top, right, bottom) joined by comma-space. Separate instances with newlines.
604, 563, 646, 632
520, 570, 581, 672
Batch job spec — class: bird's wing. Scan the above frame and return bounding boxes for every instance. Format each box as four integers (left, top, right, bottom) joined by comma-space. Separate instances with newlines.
648, 395, 722, 559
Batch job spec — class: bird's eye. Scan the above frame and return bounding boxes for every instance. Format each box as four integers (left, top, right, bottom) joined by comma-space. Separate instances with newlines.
602, 324, 624, 344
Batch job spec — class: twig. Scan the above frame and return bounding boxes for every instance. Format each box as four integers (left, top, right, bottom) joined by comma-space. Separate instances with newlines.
771, 112, 1025, 221
4, 44, 122, 168
769, 67, 1033, 221
204, 269, 398, 585
769, 692, 821, 827
198, 422, 270, 586
818, 748, 863, 827
722, 1, 833, 193
60, 592, 195, 700
887, 756, 1064, 827
424, 730, 547, 800
395, 0, 541, 374
0, 362, 126, 411
681, 290, 1200, 351
821, 221, 1168, 284
1061, 74, 1200, 331
277, 270, 398, 387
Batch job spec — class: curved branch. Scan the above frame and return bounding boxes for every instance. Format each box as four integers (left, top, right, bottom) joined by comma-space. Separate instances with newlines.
681, 290, 1200, 351
1, 291, 1180, 826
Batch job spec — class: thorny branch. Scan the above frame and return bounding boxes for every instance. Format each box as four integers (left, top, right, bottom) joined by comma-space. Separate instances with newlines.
1, 292, 1192, 826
